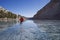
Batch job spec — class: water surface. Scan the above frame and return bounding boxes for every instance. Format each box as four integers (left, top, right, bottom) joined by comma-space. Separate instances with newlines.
0, 20, 60, 40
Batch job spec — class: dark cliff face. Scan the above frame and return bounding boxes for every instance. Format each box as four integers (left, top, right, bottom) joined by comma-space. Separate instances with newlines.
33, 0, 60, 20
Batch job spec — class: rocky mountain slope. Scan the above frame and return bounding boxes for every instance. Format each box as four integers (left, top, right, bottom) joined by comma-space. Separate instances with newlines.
33, 0, 60, 20
0, 6, 20, 18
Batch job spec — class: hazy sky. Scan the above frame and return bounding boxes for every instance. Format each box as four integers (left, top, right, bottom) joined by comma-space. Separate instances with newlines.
0, 0, 50, 17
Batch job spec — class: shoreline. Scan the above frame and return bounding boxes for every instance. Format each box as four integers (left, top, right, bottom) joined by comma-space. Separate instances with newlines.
0, 18, 19, 21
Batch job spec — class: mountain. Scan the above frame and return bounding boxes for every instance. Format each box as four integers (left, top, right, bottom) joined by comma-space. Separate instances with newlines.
33, 0, 60, 20
0, 6, 18, 18
0, 6, 8, 13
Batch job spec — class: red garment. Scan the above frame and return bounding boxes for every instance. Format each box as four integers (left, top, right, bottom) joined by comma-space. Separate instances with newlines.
19, 17, 24, 22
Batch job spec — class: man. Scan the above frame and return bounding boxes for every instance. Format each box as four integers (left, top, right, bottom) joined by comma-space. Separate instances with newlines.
19, 17, 24, 23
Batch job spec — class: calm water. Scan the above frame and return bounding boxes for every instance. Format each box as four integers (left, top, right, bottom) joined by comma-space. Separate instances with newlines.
0, 20, 60, 40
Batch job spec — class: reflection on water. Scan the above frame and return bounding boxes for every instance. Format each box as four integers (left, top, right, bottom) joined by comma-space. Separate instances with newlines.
33, 20, 60, 40
34, 20, 60, 32
0, 20, 17, 31
0, 20, 60, 40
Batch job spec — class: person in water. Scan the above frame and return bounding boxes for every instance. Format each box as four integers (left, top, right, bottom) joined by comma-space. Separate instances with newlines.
19, 17, 24, 23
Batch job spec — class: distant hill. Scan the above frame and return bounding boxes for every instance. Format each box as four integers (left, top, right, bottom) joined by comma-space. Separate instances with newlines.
0, 6, 20, 18
33, 0, 60, 20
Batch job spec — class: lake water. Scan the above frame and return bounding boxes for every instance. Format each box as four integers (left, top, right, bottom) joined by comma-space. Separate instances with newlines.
0, 20, 60, 40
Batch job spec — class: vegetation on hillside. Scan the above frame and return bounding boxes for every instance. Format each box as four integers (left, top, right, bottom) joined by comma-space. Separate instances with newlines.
0, 9, 17, 18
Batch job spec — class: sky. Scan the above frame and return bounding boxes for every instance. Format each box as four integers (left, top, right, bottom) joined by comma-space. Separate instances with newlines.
0, 0, 50, 17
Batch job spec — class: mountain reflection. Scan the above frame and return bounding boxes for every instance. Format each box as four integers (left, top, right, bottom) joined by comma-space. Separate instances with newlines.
0, 20, 17, 31
33, 20, 60, 40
